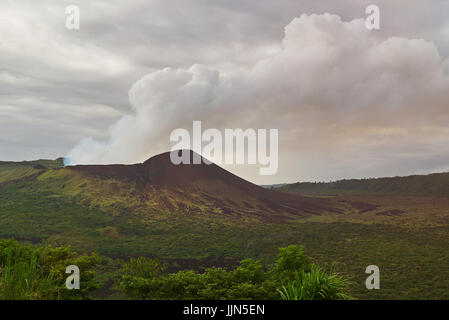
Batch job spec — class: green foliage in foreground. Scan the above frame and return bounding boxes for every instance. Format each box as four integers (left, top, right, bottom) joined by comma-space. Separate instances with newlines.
0, 240, 349, 300
0, 239, 99, 300
278, 265, 350, 300
120, 245, 350, 300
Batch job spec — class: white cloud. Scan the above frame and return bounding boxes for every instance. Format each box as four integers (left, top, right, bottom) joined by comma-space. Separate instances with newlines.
2, 0, 449, 183
66, 13, 449, 183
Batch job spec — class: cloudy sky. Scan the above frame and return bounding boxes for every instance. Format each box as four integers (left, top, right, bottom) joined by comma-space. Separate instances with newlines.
1, 0, 449, 184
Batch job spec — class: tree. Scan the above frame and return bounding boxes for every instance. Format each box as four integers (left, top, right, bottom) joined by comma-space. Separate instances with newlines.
273, 245, 311, 280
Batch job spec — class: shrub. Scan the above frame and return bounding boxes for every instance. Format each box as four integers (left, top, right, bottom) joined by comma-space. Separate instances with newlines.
273, 245, 311, 280
0, 239, 99, 300
278, 265, 350, 300
119, 245, 349, 300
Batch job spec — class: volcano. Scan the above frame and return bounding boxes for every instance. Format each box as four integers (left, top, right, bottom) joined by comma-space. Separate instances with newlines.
65, 150, 342, 222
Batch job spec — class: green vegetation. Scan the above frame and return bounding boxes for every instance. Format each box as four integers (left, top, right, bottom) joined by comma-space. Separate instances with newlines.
0, 241, 349, 300
278, 265, 350, 300
0, 158, 64, 170
0, 239, 99, 299
1, 159, 449, 299
119, 245, 348, 300
279, 172, 449, 197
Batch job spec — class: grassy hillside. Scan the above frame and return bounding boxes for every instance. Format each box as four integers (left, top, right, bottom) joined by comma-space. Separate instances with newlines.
0, 158, 64, 171
1, 156, 449, 299
278, 172, 449, 196
0, 158, 64, 185
275, 174, 449, 299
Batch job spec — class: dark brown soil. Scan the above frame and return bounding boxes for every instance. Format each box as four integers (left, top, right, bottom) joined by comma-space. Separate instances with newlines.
68, 150, 345, 222
375, 209, 406, 217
